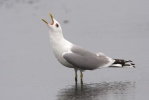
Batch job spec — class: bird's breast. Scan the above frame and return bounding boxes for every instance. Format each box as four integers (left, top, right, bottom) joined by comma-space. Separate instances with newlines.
50, 40, 74, 68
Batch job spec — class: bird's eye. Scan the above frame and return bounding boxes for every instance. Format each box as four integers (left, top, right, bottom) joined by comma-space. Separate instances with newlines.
56, 23, 59, 28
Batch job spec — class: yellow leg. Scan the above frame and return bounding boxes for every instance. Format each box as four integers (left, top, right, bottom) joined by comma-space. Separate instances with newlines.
74, 69, 78, 81
80, 71, 83, 79
80, 70, 83, 91
74, 69, 78, 92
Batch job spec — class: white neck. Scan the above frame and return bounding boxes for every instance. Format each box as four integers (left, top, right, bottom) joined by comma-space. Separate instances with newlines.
49, 31, 64, 43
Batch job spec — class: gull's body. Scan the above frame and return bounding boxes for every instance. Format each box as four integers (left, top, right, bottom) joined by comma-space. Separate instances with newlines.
41, 13, 135, 81
50, 35, 74, 68
49, 31, 114, 69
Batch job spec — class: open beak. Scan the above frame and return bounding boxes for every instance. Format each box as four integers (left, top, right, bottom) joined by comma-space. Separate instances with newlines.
41, 18, 48, 24
41, 13, 54, 25
49, 13, 54, 25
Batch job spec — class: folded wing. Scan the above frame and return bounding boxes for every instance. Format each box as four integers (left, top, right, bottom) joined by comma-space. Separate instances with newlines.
63, 45, 114, 70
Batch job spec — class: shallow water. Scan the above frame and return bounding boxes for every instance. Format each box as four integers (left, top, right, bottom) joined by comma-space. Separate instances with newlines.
57, 81, 135, 100
0, 0, 149, 100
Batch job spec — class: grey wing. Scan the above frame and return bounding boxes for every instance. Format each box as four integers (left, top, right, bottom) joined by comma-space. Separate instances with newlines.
63, 52, 100, 70
63, 45, 114, 70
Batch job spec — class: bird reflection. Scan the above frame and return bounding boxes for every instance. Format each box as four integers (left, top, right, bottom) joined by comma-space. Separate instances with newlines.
57, 81, 135, 100
75, 79, 84, 93
81, 79, 83, 92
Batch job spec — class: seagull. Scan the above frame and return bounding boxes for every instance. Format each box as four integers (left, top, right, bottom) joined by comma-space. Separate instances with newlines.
41, 13, 135, 81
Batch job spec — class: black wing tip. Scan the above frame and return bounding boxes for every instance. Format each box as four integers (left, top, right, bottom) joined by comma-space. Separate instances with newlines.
113, 58, 136, 68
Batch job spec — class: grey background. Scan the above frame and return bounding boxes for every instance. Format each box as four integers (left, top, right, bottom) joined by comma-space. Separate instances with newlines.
0, 0, 149, 100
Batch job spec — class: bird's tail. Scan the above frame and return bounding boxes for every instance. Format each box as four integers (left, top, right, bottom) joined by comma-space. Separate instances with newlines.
110, 59, 135, 68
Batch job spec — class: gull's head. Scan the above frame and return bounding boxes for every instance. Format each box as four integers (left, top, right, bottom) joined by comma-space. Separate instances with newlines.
41, 13, 62, 33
